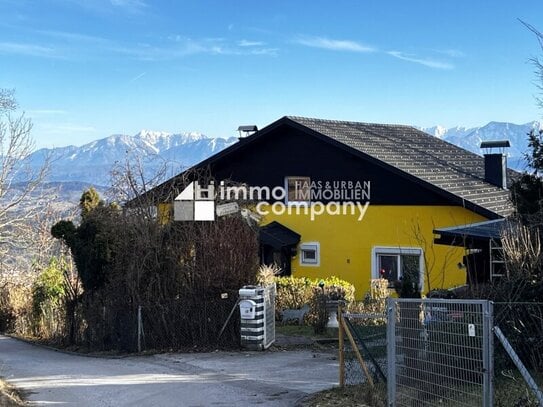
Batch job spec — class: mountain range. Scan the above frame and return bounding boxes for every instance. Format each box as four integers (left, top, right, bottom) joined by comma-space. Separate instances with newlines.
25, 120, 541, 189
420, 121, 542, 171
28, 130, 238, 186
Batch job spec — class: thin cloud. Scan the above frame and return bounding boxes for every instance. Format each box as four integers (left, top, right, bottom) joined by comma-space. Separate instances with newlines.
130, 72, 146, 82
293, 34, 456, 70
248, 48, 278, 56
61, 0, 148, 15
37, 29, 112, 45
110, 0, 148, 14
238, 40, 265, 47
388, 51, 454, 70
3, 29, 278, 61
0, 42, 58, 58
110, 0, 146, 7
295, 36, 375, 53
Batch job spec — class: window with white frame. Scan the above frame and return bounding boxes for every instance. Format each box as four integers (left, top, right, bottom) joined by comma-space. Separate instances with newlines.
300, 242, 320, 266
285, 176, 311, 203
372, 247, 423, 290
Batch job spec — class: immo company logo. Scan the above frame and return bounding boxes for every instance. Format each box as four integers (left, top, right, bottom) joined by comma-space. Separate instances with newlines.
174, 180, 371, 222
174, 181, 216, 221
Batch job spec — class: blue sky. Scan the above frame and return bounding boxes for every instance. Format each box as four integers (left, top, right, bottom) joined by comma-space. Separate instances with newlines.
1, 0, 543, 148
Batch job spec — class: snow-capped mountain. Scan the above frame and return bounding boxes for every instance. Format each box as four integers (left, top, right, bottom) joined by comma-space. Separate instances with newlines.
28, 131, 237, 186
420, 121, 542, 171
24, 120, 542, 190
422, 125, 476, 140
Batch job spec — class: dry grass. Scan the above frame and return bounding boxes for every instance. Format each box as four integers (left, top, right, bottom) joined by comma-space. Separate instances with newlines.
0, 378, 25, 406
300, 383, 386, 407
275, 324, 338, 339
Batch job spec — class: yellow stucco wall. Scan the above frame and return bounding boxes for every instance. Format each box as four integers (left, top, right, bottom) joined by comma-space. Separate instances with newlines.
158, 203, 172, 224
261, 205, 486, 298
157, 201, 486, 298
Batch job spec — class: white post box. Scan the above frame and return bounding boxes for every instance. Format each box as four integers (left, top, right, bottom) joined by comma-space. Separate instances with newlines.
239, 299, 257, 320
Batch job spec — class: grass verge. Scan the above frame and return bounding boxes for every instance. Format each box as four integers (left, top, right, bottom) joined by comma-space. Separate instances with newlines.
494, 369, 542, 406
276, 324, 339, 339
299, 383, 386, 407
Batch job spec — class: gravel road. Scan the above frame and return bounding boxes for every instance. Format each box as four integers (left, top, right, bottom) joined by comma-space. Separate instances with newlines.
0, 335, 338, 406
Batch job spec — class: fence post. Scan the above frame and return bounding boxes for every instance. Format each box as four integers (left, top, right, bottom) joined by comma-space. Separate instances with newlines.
338, 303, 345, 387
137, 305, 142, 353
386, 298, 396, 407
482, 301, 494, 407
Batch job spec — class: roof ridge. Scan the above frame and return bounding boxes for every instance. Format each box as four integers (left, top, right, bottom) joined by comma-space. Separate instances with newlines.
286, 115, 416, 130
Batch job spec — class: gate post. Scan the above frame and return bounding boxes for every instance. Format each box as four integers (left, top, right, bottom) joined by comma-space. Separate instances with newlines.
482, 301, 494, 407
338, 303, 345, 387
386, 298, 396, 407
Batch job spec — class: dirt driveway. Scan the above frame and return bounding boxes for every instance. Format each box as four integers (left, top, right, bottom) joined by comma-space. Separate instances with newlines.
0, 335, 338, 406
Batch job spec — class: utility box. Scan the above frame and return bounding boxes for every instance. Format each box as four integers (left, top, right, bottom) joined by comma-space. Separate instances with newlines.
239, 285, 276, 350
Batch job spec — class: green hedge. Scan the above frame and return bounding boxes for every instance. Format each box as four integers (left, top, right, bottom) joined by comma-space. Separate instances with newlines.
275, 275, 355, 331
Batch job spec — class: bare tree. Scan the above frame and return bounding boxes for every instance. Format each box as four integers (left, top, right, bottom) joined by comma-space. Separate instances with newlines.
0, 89, 50, 282
498, 222, 542, 302
409, 219, 457, 293
0, 89, 17, 111
108, 153, 169, 207
520, 21, 543, 110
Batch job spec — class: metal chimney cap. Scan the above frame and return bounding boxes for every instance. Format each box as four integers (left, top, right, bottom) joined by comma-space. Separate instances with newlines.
237, 125, 258, 132
480, 140, 510, 149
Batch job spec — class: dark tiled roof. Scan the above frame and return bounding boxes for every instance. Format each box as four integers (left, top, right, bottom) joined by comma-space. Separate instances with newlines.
287, 116, 514, 217
260, 221, 301, 249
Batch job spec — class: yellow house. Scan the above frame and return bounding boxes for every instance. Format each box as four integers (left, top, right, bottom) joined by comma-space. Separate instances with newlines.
144, 116, 513, 298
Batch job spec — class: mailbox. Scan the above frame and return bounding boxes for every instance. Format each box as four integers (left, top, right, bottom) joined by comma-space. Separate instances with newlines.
239, 299, 256, 320
238, 285, 276, 350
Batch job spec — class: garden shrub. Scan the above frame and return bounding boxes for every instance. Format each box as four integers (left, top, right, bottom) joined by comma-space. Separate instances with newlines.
320, 276, 355, 304
307, 287, 329, 334
275, 275, 355, 332
256, 264, 281, 287
0, 283, 33, 335
347, 278, 388, 325
31, 257, 67, 339
275, 276, 313, 312
31, 257, 66, 317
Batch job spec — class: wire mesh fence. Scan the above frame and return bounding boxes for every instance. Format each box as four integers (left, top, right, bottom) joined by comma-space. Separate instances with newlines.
387, 299, 492, 407
333, 299, 543, 406
138, 291, 241, 351
340, 311, 387, 386
10, 291, 242, 352
492, 302, 543, 406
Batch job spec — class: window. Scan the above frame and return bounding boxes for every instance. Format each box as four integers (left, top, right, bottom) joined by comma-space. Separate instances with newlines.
285, 176, 311, 203
372, 247, 423, 289
300, 242, 320, 266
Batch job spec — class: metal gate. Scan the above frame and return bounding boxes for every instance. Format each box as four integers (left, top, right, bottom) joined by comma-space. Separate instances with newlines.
387, 298, 493, 406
